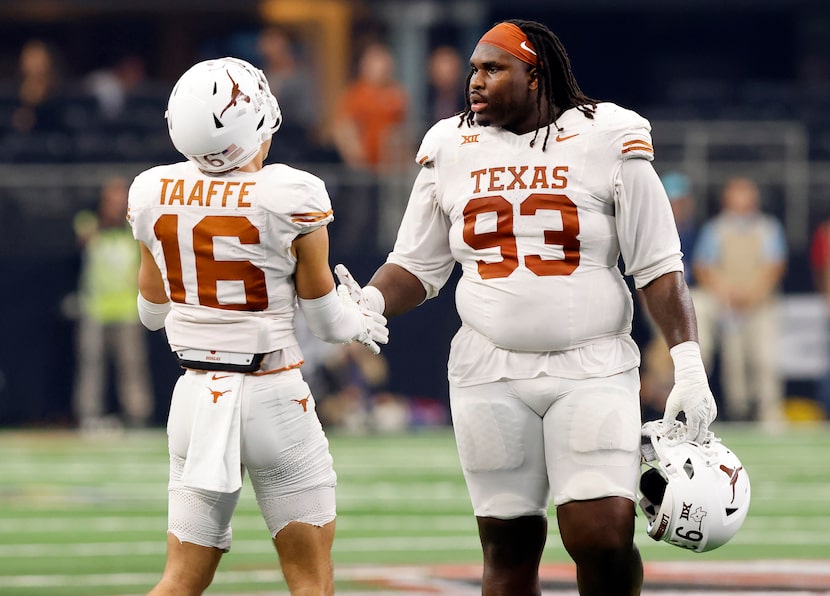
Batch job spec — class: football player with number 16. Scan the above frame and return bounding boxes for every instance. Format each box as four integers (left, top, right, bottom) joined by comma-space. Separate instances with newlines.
128, 57, 388, 595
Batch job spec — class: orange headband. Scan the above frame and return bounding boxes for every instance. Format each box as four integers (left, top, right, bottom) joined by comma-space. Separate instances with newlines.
479, 22, 537, 65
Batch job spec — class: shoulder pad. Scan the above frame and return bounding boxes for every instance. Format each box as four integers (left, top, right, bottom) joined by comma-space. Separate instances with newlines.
594, 103, 655, 162
415, 117, 472, 167
262, 165, 334, 232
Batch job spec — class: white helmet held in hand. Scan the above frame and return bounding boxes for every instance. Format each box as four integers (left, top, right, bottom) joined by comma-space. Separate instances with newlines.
166, 57, 282, 173
638, 420, 751, 553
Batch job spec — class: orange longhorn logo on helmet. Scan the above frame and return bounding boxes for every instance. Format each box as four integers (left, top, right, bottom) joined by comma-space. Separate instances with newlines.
719, 464, 743, 503
220, 70, 251, 117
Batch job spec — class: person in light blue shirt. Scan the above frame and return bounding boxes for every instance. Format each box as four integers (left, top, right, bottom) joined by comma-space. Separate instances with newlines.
693, 176, 787, 425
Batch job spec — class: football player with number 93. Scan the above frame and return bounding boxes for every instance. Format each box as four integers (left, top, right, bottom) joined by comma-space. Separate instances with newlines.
335, 18, 718, 595
128, 57, 388, 595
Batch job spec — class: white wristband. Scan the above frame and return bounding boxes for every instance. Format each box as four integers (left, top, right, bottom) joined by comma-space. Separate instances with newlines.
362, 285, 385, 314
299, 288, 362, 343
137, 293, 170, 331
669, 341, 707, 382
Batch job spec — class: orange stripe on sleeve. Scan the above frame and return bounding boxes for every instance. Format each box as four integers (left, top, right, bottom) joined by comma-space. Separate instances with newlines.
290, 210, 334, 223
621, 142, 654, 155
622, 139, 654, 149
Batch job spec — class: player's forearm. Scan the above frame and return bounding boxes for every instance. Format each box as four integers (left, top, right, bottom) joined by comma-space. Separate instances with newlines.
639, 271, 698, 348
367, 263, 427, 317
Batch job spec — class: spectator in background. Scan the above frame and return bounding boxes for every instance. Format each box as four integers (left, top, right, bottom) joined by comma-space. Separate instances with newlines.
83, 54, 148, 121
315, 342, 402, 434
257, 26, 320, 160
11, 39, 63, 133
72, 176, 154, 432
426, 45, 465, 122
331, 41, 408, 172
693, 176, 787, 426
295, 310, 436, 435
810, 219, 830, 417
662, 172, 697, 282
330, 41, 409, 252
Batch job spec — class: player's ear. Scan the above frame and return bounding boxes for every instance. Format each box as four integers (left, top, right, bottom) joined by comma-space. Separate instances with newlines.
528, 67, 539, 90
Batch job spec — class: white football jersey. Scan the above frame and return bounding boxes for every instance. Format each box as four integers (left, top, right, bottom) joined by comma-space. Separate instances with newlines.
387, 103, 683, 385
128, 161, 334, 354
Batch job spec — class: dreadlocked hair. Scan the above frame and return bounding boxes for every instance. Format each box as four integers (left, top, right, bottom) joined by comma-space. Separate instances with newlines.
459, 19, 599, 151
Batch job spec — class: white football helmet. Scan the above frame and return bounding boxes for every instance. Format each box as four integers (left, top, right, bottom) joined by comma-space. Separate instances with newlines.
166, 57, 282, 173
638, 420, 751, 553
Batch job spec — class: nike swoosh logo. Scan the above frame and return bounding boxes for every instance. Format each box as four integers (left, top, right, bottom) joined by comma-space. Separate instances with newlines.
555, 133, 580, 142
519, 40, 536, 56
211, 373, 232, 380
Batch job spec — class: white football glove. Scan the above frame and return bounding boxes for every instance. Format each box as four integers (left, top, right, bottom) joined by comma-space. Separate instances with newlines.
335, 263, 385, 315
337, 285, 389, 355
663, 341, 717, 443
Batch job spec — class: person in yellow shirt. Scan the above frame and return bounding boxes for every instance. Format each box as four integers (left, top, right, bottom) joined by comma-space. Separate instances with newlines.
73, 176, 154, 431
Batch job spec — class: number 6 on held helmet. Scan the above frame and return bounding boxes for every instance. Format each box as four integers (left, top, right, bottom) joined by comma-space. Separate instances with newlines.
638, 420, 751, 553
166, 57, 282, 173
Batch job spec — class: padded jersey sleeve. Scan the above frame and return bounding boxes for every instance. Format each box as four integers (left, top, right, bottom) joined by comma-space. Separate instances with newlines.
257, 164, 334, 236
127, 166, 163, 245
386, 166, 455, 300
619, 124, 654, 162
384, 120, 457, 299
414, 118, 452, 167
615, 158, 684, 289
602, 103, 655, 163
287, 170, 334, 236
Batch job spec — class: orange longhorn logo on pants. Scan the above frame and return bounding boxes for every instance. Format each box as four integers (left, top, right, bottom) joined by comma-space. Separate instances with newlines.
208, 388, 230, 404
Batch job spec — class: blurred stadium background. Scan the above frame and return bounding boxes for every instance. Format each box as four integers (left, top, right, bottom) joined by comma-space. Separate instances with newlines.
0, 0, 829, 593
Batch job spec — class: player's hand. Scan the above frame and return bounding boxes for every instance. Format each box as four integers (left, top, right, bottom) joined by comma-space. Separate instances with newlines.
335, 264, 364, 303
663, 380, 717, 443
335, 263, 385, 314
663, 342, 717, 443
337, 285, 388, 355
